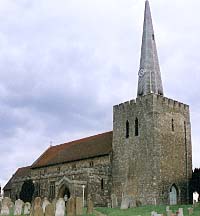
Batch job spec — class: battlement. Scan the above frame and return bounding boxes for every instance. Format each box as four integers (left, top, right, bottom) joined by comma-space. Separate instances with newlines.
113, 94, 189, 114
154, 94, 189, 113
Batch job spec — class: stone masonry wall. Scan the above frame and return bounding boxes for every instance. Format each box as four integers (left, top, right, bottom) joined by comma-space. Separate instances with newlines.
11, 155, 111, 207
112, 94, 192, 206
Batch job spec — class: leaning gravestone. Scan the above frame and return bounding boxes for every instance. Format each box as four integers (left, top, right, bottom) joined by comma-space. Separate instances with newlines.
120, 196, 130, 210
24, 202, 31, 215
66, 197, 76, 216
75, 197, 83, 216
44, 203, 54, 216
42, 198, 50, 213
86, 197, 94, 215
55, 198, 65, 216
14, 199, 24, 216
111, 194, 118, 208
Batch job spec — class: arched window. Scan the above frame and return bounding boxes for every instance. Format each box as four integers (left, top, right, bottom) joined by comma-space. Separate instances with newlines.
172, 119, 174, 132
135, 118, 139, 136
126, 120, 129, 138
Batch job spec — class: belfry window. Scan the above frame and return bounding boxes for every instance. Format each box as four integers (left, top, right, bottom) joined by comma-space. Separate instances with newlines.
152, 34, 155, 40
172, 119, 174, 132
135, 118, 139, 136
126, 120, 129, 138
101, 179, 104, 190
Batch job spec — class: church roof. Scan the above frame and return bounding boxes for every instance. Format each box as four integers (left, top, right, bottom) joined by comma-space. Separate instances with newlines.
137, 0, 164, 96
3, 166, 31, 191
31, 131, 113, 168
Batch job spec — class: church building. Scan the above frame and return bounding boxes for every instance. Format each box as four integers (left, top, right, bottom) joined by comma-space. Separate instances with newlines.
4, 0, 192, 206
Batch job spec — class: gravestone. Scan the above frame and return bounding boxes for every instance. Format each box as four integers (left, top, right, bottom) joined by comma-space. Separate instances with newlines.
66, 197, 76, 216
166, 206, 170, 211
0, 203, 9, 215
178, 208, 183, 216
86, 197, 94, 215
14, 199, 24, 216
42, 198, 50, 213
51, 199, 57, 212
111, 194, 118, 208
33, 197, 43, 216
55, 198, 65, 216
34, 197, 42, 207
24, 202, 31, 215
75, 197, 83, 216
120, 196, 130, 210
44, 203, 54, 216
34, 206, 44, 216
166, 210, 173, 216
188, 208, 193, 215
151, 211, 157, 216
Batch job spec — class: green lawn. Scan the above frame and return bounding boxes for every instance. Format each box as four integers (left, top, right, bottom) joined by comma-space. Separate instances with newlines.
95, 204, 200, 216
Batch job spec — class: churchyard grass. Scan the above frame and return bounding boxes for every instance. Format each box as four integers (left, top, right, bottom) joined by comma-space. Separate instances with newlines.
95, 204, 200, 216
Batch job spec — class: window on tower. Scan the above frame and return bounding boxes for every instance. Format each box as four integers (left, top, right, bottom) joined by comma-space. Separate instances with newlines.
135, 118, 139, 136
126, 120, 129, 138
172, 119, 174, 132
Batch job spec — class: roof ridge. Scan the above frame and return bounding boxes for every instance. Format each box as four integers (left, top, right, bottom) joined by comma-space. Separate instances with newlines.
51, 131, 113, 149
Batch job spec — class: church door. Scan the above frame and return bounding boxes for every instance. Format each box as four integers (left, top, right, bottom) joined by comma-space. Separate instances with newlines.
169, 185, 177, 205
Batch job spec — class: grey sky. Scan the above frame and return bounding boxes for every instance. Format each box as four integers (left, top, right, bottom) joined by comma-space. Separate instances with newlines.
0, 0, 200, 188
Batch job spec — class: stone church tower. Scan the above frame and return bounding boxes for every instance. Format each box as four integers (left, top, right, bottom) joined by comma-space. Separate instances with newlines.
112, 0, 192, 205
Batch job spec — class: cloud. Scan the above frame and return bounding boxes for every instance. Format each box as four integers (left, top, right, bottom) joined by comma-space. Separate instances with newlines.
0, 0, 200, 188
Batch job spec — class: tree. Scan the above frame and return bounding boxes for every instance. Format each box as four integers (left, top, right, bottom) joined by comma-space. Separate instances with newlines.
19, 179, 35, 202
190, 168, 200, 201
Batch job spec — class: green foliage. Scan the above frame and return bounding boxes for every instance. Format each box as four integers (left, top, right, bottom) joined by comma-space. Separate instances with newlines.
19, 179, 35, 203
190, 168, 200, 195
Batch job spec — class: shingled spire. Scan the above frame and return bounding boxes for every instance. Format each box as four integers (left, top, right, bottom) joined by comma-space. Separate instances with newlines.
137, 0, 164, 97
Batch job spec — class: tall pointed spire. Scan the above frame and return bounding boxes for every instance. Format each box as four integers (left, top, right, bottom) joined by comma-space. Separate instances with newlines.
137, 0, 164, 97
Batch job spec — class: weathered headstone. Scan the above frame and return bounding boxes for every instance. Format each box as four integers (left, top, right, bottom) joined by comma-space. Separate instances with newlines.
44, 203, 54, 216
166, 206, 170, 211
86, 197, 94, 215
42, 198, 50, 213
120, 196, 130, 210
14, 199, 24, 216
151, 211, 157, 216
0, 203, 9, 215
111, 194, 118, 208
24, 202, 31, 215
33, 197, 43, 216
34, 206, 44, 216
55, 198, 65, 216
166, 210, 173, 216
188, 208, 193, 215
75, 197, 83, 216
34, 197, 42, 207
177, 208, 183, 216
66, 197, 76, 216
51, 199, 57, 212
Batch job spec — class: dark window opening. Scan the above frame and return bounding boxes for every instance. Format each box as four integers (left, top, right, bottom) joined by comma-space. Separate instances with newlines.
89, 161, 94, 167
126, 120, 129, 138
135, 118, 139, 136
172, 119, 174, 131
152, 34, 155, 40
101, 179, 104, 190
49, 182, 55, 199
57, 167, 60, 172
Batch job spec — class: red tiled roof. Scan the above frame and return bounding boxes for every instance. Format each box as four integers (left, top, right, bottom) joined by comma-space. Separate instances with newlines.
31, 131, 113, 168
3, 166, 31, 190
